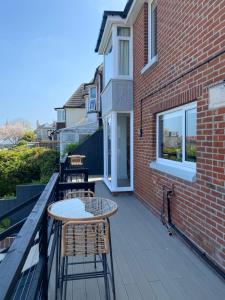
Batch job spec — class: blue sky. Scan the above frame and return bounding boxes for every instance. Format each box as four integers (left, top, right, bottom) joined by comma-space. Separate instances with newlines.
0, 0, 127, 128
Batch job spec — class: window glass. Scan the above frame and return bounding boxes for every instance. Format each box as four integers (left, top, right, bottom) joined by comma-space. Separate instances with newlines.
89, 99, 96, 111
57, 110, 65, 122
117, 113, 130, 187
107, 117, 112, 182
104, 35, 113, 87
117, 27, 130, 37
186, 108, 197, 162
159, 111, 183, 162
118, 40, 129, 75
90, 87, 96, 99
151, 0, 157, 58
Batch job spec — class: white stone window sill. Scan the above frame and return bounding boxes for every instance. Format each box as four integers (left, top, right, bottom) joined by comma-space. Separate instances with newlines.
141, 55, 158, 75
149, 161, 196, 182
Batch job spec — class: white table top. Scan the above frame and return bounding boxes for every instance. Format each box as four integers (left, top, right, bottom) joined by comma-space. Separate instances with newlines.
47, 197, 118, 221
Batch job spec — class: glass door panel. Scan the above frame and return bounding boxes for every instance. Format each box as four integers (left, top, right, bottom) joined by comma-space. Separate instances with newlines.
117, 113, 130, 187
106, 116, 112, 182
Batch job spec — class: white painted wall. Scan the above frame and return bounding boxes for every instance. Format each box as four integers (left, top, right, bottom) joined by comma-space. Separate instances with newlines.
65, 108, 86, 127
87, 112, 98, 123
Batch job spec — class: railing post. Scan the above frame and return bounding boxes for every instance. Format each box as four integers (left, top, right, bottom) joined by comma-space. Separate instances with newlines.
60, 160, 64, 182
40, 210, 48, 300
85, 169, 88, 182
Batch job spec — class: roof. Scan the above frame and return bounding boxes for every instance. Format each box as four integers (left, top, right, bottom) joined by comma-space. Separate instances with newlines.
63, 84, 86, 108
95, 0, 134, 52
84, 64, 103, 88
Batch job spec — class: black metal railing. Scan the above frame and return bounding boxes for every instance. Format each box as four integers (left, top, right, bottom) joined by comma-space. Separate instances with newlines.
0, 193, 42, 251
0, 173, 59, 300
0, 165, 95, 299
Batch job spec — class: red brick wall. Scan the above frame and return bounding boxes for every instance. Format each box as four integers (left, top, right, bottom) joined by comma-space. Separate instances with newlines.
133, 1, 225, 270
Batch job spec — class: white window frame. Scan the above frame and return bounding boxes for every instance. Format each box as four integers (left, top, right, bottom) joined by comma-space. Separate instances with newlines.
57, 109, 65, 123
103, 34, 113, 88
88, 86, 97, 112
156, 102, 197, 170
115, 25, 133, 79
103, 25, 133, 88
103, 111, 134, 192
141, 0, 158, 74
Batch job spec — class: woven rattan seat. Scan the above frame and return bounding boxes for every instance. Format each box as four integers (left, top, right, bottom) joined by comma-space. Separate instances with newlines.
65, 190, 95, 199
61, 220, 109, 257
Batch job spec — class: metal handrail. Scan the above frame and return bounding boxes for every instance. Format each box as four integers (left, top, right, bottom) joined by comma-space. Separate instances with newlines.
0, 168, 95, 299
0, 173, 59, 300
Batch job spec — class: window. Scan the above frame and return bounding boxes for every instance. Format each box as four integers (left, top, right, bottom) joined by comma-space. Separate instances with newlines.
141, 0, 158, 74
57, 110, 65, 122
118, 40, 129, 75
117, 27, 130, 37
117, 27, 130, 76
88, 87, 97, 112
157, 103, 197, 168
149, 0, 157, 60
104, 35, 113, 87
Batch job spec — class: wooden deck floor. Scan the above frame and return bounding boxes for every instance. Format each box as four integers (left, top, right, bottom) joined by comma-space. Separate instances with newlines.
49, 180, 225, 300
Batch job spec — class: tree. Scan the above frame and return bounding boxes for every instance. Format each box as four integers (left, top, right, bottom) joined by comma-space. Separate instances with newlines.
0, 121, 31, 145
20, 130, 36, 142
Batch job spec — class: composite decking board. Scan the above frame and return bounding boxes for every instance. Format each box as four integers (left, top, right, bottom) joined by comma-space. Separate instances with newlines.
123, 283, 145, 300
83, 257, 101, 300
48, 180, 225, 299
150, 280, 171, 300
135, 281, 157, 300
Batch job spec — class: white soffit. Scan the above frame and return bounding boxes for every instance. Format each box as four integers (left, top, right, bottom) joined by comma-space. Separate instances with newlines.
126, 0, 145, 25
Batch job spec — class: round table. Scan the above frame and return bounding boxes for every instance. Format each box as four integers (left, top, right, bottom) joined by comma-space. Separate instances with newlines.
48, 197, 117, 298
48, 197, 118, 222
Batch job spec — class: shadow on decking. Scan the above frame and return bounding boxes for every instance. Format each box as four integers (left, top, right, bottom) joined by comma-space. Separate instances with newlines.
49, 180, 225, 300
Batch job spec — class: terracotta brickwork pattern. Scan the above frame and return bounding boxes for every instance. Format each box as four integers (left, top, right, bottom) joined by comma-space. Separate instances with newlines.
133, 0, 225, 270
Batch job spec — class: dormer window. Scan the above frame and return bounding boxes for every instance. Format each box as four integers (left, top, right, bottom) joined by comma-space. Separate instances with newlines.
88, 87, 97, 112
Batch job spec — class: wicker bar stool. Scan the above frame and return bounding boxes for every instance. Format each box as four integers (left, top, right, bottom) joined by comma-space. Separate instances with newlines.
60, 220, 115, 300
65, 190, 95, 198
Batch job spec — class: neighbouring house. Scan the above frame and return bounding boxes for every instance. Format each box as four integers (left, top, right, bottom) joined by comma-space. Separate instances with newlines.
96, 0, 225, 272
56, 65, 103, 155
35, 121, 56, 141
83, 64, 103, 129
55, 84, 86, 131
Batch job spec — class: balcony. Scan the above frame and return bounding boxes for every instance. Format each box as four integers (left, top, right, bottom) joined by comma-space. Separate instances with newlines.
0, 167, 224, 299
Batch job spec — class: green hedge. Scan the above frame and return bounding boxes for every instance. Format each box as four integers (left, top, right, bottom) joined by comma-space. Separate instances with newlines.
0, 146, 59, 197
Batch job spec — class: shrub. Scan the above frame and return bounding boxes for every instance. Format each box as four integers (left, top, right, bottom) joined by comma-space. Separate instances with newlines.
63, 143, 79, 156
0, 146, 59, 197
0, 218, 11, 233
